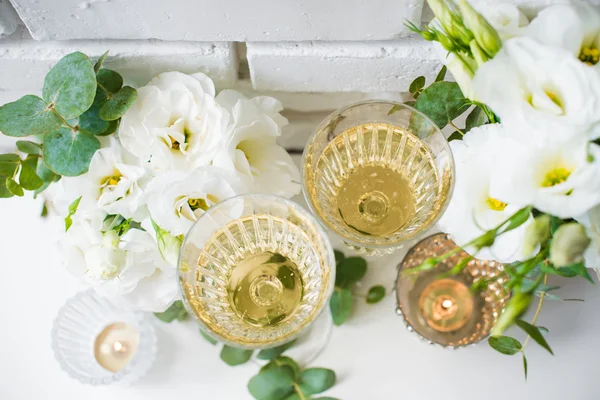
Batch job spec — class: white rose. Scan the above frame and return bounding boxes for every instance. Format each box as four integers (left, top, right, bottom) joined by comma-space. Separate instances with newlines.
473, 37, 600, 143
144, 167, 245, 237
55, 138, 146, 227
213, 90, 301, 198
438, 124, 532, 262
575, 204, 600, 269
60, 218, 178, 312
490, 137, 600, 219
526, 2, 600, 68
119, 72, 229, 172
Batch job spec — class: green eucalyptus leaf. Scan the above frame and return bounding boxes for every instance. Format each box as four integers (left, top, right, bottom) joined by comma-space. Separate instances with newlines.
33, 160, 58, 197
435, 65, 447, 82
248, 365, 295, 400
78, 104, 110, 135
16, 140, 42, 155
99, 86, 137, 121
488, 335, 522, 355
516, 320, 554, 355
415, 81, 468, 129
334, 250, 345, 266
0, 180, 13, 198
0, 95, 63, 137
41, 202, 49, 217
336, 257, 367, 288
260, 356, 301, 379
299, 368, 336, 395
447, 131, 463, 142
366, 285, 386, 304
64, 196, 81, 232
153, 300, 188, 322
409, 76, 426, 94
94, 50, 110, 73
313, 398, 340, 400
200, 330, 218, 345
220, 345, 253, 366
97, 69, 124, 94
257, 340, 296, 360
388, 104, 403, 115
330, 288, 353, 326
6, 177, 23, 197
43, 127, 100, 176
43, 52, 97, 119
277, 266, 296, 290
0, 154, 20, 176
522, 353, 528, 380
465, 106, 487, 132
19, 157, 43, 190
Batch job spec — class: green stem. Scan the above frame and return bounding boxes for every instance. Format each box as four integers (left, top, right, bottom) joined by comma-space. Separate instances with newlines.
521, 274, 548, 351
97, 82, 113, 99
51, 109, 77, 132
292, 382, 307, 400
449, 121, 466, 136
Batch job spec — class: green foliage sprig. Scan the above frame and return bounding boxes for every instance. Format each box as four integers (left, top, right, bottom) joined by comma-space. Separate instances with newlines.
0, 51, 137, 198
330, 250, 386, 326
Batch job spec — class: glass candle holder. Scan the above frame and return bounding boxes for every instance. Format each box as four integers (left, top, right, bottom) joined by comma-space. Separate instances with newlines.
52, 290, 157, 385
395, 233, 510, 348
178, 194, 335, 355
302, 101, 454, 256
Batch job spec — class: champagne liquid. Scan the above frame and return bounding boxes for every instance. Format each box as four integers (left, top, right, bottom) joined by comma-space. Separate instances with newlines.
315, 123, 437, 238
228, 251, 303, 327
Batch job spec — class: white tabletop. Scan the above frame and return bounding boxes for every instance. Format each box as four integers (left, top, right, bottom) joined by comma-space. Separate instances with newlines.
1, 156, 599, 400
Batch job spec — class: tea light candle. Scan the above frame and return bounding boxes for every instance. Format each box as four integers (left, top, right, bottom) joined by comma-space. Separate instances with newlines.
418, 278, 474, 333
94, 322, 140, 373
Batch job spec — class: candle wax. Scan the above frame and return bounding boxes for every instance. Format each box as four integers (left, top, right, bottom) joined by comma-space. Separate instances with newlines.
94, 322, 139, 373
418, 278, 474, 333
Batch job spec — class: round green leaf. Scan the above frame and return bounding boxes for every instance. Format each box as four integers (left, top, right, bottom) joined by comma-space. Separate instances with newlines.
220, 345, 253, 366
0, 154, 20, 176
488, 336, 522, 355
42, 127, 100, 176
299, 368, 336, 395
330, 288, 353, 326
257, 340, 296, 360
260, 356, 300, 378
409, 76, 426, 94
334, 250, 345, 265
78, 104, 110, 135
97, 69, 124, 94
19, 157, 43, 190
335, 257, 367, 288
366, 285, 386, 304
16, 140, 42, 155
248, 365, 295, 400
99, 86, 137, 121
415, 81, 468, 129
0, 95, 62, 137
43, 52, 97, 119
94, 50, 110, 73
5, 177, 24, 197
153, 300, 188, 322
0, 180, 13, 198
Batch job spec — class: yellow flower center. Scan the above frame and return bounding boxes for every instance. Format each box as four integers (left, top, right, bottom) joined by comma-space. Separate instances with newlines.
100, 169, 122, 187
545, 91, 563, 109
486, 197, 508, 211
542, 167, 572, 187
579, 46, 600, 66
188, 198, 209, 211
169, 136, 181, 150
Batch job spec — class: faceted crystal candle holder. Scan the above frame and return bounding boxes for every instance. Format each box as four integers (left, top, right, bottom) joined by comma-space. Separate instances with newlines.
52, 290, 157, 385
396, 233, 510, 348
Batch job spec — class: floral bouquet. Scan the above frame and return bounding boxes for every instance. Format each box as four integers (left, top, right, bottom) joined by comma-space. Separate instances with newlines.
0, 53, 300, 313
407, 0, 600, 372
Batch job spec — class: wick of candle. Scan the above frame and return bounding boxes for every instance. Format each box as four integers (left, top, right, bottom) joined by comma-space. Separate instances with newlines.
441, 299, 453, 309
113, 341, 127, 354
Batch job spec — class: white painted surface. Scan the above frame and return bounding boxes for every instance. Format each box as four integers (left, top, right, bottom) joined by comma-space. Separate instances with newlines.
0, 0, 19, 37
247, 37, 442, 92
8, 0, 423, 42
0, 155, 598, 400
0, 28, 237, 91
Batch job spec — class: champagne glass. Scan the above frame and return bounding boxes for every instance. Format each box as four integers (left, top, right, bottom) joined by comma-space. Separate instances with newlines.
395, 233, 510, 348
178, 194, 335, 355
302, 101, 454, 255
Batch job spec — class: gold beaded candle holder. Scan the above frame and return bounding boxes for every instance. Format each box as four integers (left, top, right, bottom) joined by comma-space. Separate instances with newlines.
395, 233, 510, 348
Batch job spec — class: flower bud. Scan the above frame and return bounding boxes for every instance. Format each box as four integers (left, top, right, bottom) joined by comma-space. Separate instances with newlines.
469, 39, 489, 66
523, 215, 551, 257
491, 291, 531, 336
458, 0, 502, 58
427, 0, 473, 48
550, 223, 591, 268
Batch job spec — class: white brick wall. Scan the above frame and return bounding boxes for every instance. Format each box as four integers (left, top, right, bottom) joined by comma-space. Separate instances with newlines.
0, 0, 19, 37
9, 0, 423, 41
247, 37, 442, 92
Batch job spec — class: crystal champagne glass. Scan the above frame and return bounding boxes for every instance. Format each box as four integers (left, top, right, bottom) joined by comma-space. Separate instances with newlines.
302, 101, 454, 255
178, 194, 335, 353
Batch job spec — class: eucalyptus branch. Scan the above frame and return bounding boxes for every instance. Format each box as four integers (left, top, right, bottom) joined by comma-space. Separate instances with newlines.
51, 108, 78, 131
449, 121, 466, 136
521, 274, 548, 351
97, 82, 113, 99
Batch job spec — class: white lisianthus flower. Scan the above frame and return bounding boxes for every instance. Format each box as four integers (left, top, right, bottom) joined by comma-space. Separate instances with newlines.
576, 205, 600, 269
526, 2, 600, 68
438, 124, 532, 262
144, 167, 245, 237
213, 90, 301, 198
474, 2, 528, 40
56, 139, 146, 227
119, 72, 229, 172
473, 37, 600, 142
490, 139, 600, 219
60, 218, 178, 312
